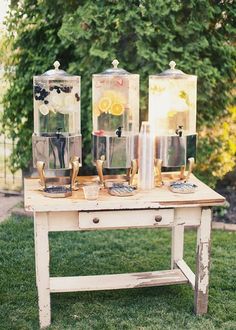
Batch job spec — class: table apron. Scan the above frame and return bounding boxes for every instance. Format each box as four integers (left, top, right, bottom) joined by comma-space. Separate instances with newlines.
45, 207, 202, 232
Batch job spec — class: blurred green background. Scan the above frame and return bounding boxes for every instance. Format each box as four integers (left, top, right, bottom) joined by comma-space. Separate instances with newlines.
0, 0, 235, 187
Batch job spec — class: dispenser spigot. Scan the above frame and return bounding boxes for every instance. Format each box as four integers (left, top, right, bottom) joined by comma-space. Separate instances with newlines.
175, 125, 183, 137
115, 126, 122, 138
56, 127, 62, 139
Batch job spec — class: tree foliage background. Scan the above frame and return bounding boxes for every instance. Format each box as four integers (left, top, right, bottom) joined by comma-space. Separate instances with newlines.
1, 0, 235, 186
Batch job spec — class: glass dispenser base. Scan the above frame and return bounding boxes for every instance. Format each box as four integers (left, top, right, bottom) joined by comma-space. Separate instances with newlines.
92, 134, 138, 169
33, 134, 82, 170
154, 134, 196, 186
92, 133, 138, 186
155, 134, 196, 168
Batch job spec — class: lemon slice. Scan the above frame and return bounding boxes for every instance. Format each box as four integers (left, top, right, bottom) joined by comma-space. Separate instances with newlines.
110, 102, 124, 116
39, 104, 49, 116
98, 96, 112, 112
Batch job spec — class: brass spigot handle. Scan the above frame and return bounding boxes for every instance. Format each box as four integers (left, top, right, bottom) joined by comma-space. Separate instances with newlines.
96, 155, 105, 186
126, 167, 131, 179
70, 159, 80, 190
69, 156, 80, 169
180, 165, 186, 180
70, 155, 80, 162
154, 158, 163, 187
186, 157, 195, 181
36, 161, 46, 188
129, 159, 138, 186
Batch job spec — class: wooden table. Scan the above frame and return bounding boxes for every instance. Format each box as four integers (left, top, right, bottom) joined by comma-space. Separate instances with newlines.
24, 174, 225, 329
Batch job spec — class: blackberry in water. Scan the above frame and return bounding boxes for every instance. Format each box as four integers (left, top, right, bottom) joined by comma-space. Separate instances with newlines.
34, 85, 41, 93
75, 93, 80, 101
61, 86, 72, 93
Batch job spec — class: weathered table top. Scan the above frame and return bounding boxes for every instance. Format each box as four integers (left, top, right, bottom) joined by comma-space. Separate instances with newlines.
24, 174, 225, 212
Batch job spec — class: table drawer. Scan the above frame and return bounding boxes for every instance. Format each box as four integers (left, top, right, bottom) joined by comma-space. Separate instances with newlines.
79, 209, 174, 230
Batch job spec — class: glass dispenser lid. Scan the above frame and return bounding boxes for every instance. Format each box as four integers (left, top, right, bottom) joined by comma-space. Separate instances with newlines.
35, 61, 79, 80
95, 59, 131, 76
154, 61, 196, 78
42, 61, 70, 76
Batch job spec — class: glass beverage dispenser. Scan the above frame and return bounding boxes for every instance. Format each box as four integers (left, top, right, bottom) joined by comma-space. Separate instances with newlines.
32, 61, 82, 194
149, 61, 197, 185
92, 59, 139, 185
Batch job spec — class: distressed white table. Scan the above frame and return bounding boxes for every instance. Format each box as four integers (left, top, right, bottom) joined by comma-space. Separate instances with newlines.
24, 174, 225, 329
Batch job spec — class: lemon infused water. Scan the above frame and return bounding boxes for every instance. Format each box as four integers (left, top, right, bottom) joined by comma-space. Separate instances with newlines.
92, 59, 139, 170
148, 61, 197, 169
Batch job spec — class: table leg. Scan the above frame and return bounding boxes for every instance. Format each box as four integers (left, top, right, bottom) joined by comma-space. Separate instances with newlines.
194, 207, 212, 315
171, 222, 184, 269
34, 212, 51, 328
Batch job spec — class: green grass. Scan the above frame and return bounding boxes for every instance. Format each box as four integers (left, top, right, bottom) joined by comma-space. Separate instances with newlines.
0, 216, 235, 330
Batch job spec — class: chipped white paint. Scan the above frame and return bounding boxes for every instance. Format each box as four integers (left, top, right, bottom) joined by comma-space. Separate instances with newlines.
194, 207, 212, 315
34, 212, 51, 328
175, 207, 201, 226
198, 243, 210, 294
24, 174, 225, 212
198, 208, 212, 243
24, 176, 224, 327
50, 269, 188, 293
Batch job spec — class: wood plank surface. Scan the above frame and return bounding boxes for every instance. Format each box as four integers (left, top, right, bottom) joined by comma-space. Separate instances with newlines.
24, 173, 225, 212
50, 269, 188, 293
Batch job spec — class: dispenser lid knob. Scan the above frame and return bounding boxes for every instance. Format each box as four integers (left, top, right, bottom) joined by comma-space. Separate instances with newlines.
112, 59, 119, 69
169, 61, 176, 70
53, 61, 60, 70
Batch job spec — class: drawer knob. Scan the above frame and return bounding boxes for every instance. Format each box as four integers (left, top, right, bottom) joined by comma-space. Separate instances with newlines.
93, 217, 100, 224
155, 215, 162, 222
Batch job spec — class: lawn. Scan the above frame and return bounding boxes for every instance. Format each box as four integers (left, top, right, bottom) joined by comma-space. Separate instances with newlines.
0, 216, 235, 330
